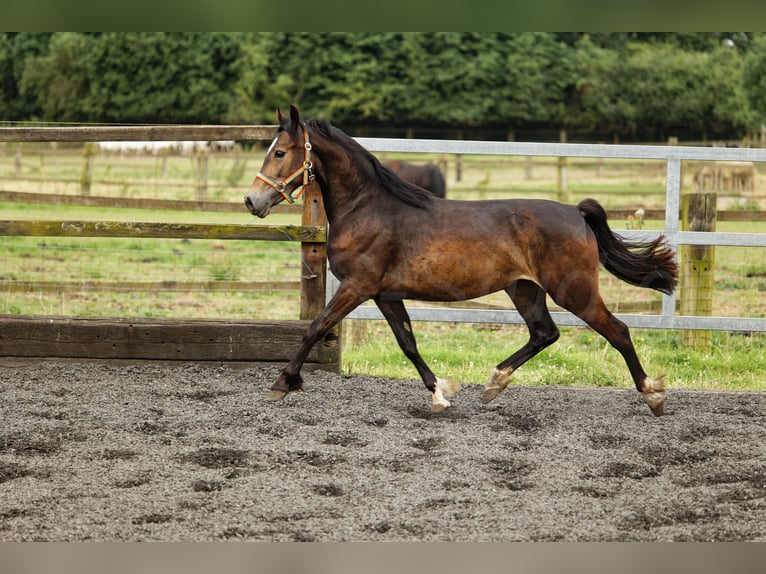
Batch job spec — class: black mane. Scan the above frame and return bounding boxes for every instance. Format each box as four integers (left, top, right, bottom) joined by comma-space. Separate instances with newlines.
305, 118, 433, 209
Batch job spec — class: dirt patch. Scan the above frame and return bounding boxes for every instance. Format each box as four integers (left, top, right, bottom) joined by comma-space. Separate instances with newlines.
0, 361, 764, 541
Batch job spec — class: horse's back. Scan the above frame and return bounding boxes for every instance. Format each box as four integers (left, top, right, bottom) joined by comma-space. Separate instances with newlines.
434, 197, 587, 237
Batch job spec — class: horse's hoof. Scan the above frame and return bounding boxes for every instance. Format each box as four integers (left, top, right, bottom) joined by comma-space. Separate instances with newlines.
481, 387, 502, 404
481, 367, 513, 403
642, 376, 667, 416
267, 389, 289, 401
431, 386, 451, 411
431, 401, 449, 412
644, 392, 666, 416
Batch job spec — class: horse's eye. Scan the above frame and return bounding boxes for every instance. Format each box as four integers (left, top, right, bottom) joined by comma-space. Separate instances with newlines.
274, 150, 285, 159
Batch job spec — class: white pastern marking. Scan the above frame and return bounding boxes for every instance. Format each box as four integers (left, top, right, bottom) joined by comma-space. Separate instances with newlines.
432, 386, 450, 411
641, 376, 667, 416
643, 377, 667, 393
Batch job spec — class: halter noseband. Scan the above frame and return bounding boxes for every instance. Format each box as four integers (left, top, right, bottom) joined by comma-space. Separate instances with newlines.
255, 129, 314, 204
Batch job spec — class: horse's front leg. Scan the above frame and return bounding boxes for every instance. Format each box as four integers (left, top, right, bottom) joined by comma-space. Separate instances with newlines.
375, 298, 460, 411
269, 283, 367, 401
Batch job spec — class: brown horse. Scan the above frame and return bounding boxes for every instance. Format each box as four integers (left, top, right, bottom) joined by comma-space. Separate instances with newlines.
245, 106, 677, 416
384, 159, 446, 198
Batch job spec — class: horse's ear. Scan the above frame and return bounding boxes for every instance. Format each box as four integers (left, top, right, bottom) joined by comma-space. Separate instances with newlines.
276, 107, 285, 124
289, 104, 301, 128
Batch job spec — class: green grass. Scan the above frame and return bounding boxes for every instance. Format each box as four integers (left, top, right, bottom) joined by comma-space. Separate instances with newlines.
341, 321, 766, 392
0, 200, 304, 319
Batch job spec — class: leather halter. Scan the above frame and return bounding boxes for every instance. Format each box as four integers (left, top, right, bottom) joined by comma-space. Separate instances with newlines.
255, 128, 314, 204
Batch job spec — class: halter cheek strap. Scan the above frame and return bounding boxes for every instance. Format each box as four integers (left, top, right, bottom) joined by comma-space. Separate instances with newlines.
255, 129, 314, 204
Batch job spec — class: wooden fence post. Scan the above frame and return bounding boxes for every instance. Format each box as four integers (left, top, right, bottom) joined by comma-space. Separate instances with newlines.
455, 129, 463, 182
14, 143, 21, 176
195, 147, 208, 201
679, 192, 716, 350
524, 156, 534, 180
81, 142, 96, 196
300, 181, 339, 369
557, 129, 568, 203
556, 156, 568, 203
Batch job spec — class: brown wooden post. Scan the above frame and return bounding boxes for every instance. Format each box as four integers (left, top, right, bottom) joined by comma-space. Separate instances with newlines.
195, 147, 208, 201
556, 129, 568, 203
300, 181, 339, 370
455, 129, 463, 182
14, 143, 21, 176
679, 192, 716, 351
81, 142, 96, 196
524, 156, 534, 180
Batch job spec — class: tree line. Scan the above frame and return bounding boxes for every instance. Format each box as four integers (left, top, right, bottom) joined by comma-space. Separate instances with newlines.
2, 32, 766, 141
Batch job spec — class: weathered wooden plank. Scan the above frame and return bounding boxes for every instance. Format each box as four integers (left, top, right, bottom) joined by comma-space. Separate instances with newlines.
0, 125, 277, 142
0, 220, 325, 242
0, 280, 300, 293
0, 314, 338, 367
5, 191, 766, 223
0, 190, 302, 215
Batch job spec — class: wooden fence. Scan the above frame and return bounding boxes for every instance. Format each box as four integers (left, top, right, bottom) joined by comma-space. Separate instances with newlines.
3, 125, 766, 366
0, 125, 340, 371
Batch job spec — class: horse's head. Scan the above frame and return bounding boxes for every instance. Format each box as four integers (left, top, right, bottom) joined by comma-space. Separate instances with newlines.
245, 104, 314, 218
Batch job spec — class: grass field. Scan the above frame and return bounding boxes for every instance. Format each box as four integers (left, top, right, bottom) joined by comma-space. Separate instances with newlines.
341, 321, 766, 392
2, 143, 766, 391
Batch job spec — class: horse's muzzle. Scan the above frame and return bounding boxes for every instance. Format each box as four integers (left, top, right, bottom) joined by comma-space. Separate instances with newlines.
244, 193, 271, 218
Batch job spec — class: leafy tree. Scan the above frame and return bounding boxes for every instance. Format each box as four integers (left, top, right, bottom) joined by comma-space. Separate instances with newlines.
565, 34, 624, 135
398, 33, 574, 129
703, 45, 755, 137
743, 33, 766, 126
1, 32, 762, 140
225, 33, 291, 124
20, 32, 91, 122
0, 32, 51, 120
83, 32, 241, 123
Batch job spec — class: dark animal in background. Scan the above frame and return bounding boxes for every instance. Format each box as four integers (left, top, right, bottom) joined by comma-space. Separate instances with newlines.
245, 105, 677, 416
384, 160, 446, 198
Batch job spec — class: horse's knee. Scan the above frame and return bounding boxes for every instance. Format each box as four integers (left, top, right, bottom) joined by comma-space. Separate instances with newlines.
533, 324, 559, 348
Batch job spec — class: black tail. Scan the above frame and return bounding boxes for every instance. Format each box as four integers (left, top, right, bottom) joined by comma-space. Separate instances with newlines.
578, 199, 678, 295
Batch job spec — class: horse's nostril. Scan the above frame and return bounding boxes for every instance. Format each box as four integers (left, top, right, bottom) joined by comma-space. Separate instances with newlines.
244, 196, 254, 211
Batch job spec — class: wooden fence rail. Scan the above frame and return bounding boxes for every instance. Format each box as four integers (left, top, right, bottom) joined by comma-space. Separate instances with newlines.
0, 125, 277, 142
0, 124, 341, 369
0, 219, 325, 242
0, 190, 302, 214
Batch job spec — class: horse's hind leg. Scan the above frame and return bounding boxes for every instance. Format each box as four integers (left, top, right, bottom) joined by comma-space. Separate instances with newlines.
375, 298, 460, 411
556, 290, 666, 416
482, 280, 560, 403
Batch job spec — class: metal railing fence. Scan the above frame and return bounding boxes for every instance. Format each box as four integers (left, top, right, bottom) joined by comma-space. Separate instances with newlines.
341, 138, 766, 333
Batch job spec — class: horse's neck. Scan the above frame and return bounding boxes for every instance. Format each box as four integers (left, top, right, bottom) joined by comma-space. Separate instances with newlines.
313, 143, 373, 225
